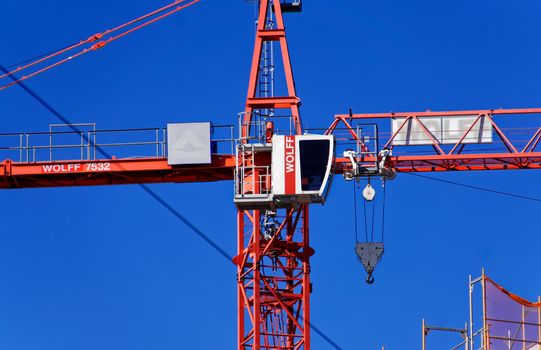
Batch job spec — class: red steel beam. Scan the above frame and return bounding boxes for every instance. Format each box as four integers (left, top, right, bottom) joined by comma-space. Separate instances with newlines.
0, 155, 235, 189
237, 1, 308, 349
329, 107, 541, 173
336, 108, 541, 119
2, 150, 541, 190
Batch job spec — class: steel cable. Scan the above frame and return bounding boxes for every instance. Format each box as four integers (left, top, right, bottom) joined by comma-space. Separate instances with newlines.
0, 63, 231, 259
6, 43, 80, 70
402, 172, 541, 203
0, 63, 344, 350
353, 180, 359, 242
370, 195, 375, 243
381, 183, 387, 242
0, 0, 200, 90
362, 189, 369, 242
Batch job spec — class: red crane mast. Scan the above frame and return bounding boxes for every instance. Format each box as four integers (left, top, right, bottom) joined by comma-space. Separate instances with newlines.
236, 1, 309, 348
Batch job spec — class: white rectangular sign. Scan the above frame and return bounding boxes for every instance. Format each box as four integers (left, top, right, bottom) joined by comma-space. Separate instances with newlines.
167, 122, 211, 165
391, 115, 492, 146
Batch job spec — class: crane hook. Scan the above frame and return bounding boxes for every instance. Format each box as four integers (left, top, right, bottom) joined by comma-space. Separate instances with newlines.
365, 273, 375, 285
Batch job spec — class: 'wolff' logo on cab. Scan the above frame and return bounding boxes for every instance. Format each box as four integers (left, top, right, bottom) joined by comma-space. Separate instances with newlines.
284, 136, 296, 194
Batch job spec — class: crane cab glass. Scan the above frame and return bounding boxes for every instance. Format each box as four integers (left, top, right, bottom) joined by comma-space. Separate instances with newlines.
271, 134, 334, 206
299, 139, 331, 191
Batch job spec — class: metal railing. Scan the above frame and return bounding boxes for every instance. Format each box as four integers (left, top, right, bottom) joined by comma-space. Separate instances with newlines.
234, 165, 272, 198
237, 112, 295, 144
0, 123, 235, 163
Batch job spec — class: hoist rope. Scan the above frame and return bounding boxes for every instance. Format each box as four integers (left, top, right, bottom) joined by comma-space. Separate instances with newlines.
381, 182, 387, 242
353, 180, 359, 242
362, 188, 369, 242
370, 196, 376, 243
354, 179, 387, 244
0, 0, 200, 90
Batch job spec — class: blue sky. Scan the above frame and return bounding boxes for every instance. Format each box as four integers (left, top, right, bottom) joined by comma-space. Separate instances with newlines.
1, 1, 541, 349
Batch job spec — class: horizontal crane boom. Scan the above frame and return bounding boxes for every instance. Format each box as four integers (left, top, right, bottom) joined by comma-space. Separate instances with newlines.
1, 107, 540, 189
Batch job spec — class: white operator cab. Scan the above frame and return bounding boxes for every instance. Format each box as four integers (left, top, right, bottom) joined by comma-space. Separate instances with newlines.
234, 134, 335, 209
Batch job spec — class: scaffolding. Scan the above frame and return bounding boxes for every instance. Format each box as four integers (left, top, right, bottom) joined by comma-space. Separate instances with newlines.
422, 271, 541, 350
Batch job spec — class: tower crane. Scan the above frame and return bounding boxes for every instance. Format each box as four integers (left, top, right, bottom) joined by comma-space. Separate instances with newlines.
1, 0, 541, 349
